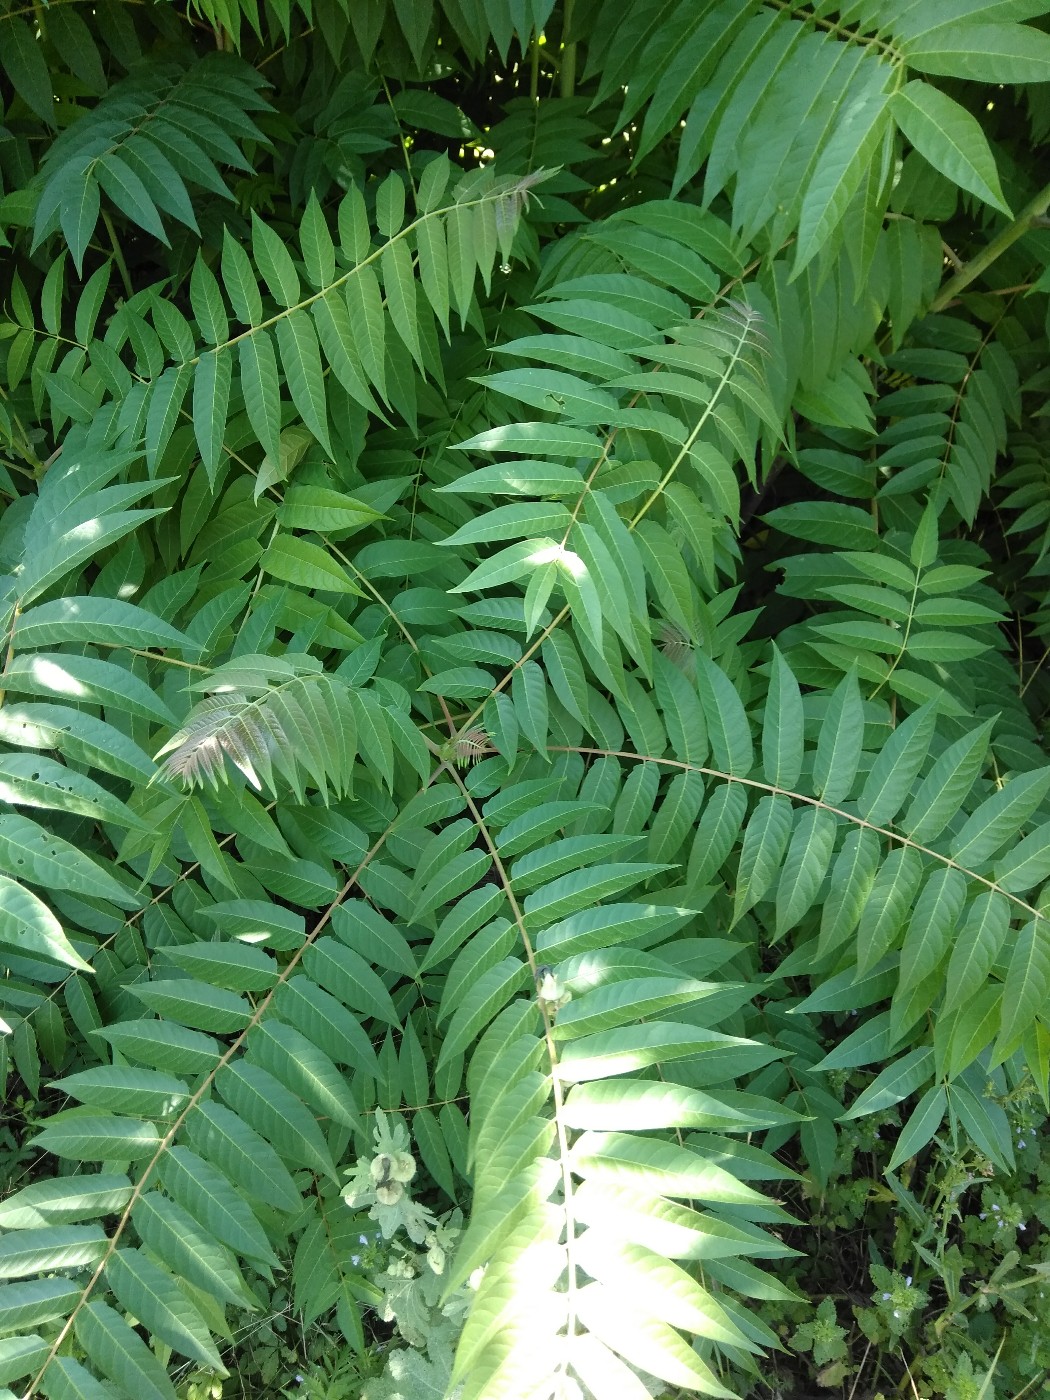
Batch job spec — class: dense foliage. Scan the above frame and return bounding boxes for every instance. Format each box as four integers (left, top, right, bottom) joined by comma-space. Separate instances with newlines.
2, 1, 1050, 1397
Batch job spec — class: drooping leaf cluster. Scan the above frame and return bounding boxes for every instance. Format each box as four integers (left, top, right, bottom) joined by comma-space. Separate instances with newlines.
1, 2, 1050, 1397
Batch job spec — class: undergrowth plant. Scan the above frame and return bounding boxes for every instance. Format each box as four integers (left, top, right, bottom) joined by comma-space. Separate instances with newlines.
2, 2, 1050, 1397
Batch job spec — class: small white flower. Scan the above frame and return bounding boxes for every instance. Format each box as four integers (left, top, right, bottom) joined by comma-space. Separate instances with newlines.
882, 1292, 892, 1300
980, 1212, 987, 1219
1018, 1140, 1026, 1149
893, 1309, 901, 1319
992, 1203, 1000, 1212
905, 1276, 912, 1287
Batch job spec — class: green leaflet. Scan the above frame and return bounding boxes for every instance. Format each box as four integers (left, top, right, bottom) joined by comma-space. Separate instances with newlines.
0, 875, 92, 971
105, 1249, 225, 1372
841, 1047, 935, 1120
812, 668, 864, 804
891, 80, 1009, 214
762, 646, 804, 789
75, 1300, 177, 1400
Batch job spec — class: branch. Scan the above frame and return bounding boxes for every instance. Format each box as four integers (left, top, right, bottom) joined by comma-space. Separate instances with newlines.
930, 180, 1050, 312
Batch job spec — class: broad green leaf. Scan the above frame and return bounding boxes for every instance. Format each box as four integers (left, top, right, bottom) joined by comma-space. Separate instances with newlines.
49, 1067, 189, 1117
442, 503, 573, 548
438, 957, 529, 1067
217, 1060, 338, 1179
951, 768, 1050, 869
161, 940, 277, 993
696, 655, 753, 777
841, 1047, 934, 1119
252, 212, 300, 307
686, 783, 748, 886
278, 485, 380, 534
903, 721, 993, 841
762, 646, 804, 789
132, 1193, 257, 1310
182, 1100, 301, 1213
997, 919, 1050, 1059
571, 1131, 769, 1209
891, 80, 1009, 212
898, 867, 966, 998
43, 1353, 130, 1400
0, 815, 135, 906
247, 1019, 361, 1132
382, 238, 422, 367
105, 1248, 225, 1372
0, 875, 91, 971
774, 808, 838, 940
949, 1080, 1014, 1173
190, 254, 229, 344
451, 538, 551, 595
887, 1085, 947, 1171
557, 1022, 782, 1084
855, 847, 924, 975
344, 265, 387, 397
732, 795, 793, 924
261, 534, 363, 594
577, 1234, 757, 1351
993, 819, 1050, 893
130, 979, 251, 1034
798, 963, 896, 1017
0, 1176, 132, 1230
794, 77, 892, 274
524, 862, 671, 930
97, 153, 167, 242
562, 1079, 761, 1132
60, 175, 101, 276
439, 460, 585, 498
75, 1300, 177, 1400
13, 597, 191, 655
903, 22, 1050, 83
551, 975, 718, 1040
96, 1021, 222, 1075
453, 423, 603, 458
312, 292, 380, 413
0, 1226, 106, 1280
31, 1111, 160, 1161
239, 330, 282, 462
513, 658, 550, 755
858, 702, 938, 826
1, 653, 175, 727
0, 1278, 82, 1334
812, 668, 864, 804
4, 17, 56, 125
535, 904, 694, 961
158, 1146, 280, 1268
306, 935, 406, 1024
300, 191, 335, 289
811, 1012, 893, 1073
943, 986, 1002, 1081
375, 171, 406, 236
276, 976, 379, 1078
274, 310, 331, 452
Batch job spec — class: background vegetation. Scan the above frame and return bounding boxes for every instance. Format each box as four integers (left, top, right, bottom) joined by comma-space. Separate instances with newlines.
1, 1, 1050, 1397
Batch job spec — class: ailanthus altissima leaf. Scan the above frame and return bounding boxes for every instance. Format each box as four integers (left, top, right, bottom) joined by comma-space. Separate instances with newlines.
4, 12, 1050, 1400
